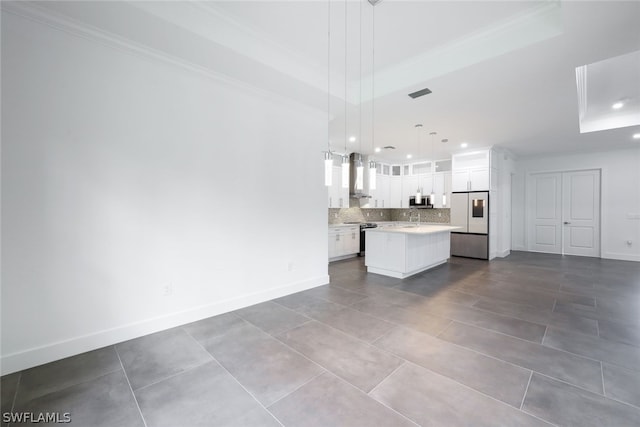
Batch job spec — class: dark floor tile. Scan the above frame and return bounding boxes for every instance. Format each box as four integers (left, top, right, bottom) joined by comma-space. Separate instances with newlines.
1, 372, 20, 426
473, 298, 552, 324
302, 285, 368, 306
268, 372, 415, 427
603, 363, 640, 408
598, 319, 640, 347
273, 291, 325, 309
297, 300, 395, 342
457, 284, 557, 310
548, 311, 600, 336
276, 321, 403, 393
14, 370, 144, 427
439, 322, 604, 393
374, 326, 531, 407
522, 373, 640, 427
201, 323, 322, 406
543, 327, 640, 372
234, 301, 310, 335
14, 346, 121, 405
181, 312, 246, 342
136, 361, 278, 427
371, 363, 549, 427
554, 300, 639, 326
423, 301, 548, 343
116, 328, 212, 390
352, 297, 452, 336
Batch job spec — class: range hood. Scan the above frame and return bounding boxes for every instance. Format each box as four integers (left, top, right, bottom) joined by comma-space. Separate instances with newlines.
349, 153, 372, 206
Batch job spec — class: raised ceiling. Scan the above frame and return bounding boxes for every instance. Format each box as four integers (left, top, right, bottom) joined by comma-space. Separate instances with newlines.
14, 0, 640, 161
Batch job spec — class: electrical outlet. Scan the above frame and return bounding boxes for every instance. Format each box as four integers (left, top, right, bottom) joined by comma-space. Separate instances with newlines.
334, 213, 338, 218
366, 212, 370, 217
380, 212, 383, 217
438, 212, 442, 217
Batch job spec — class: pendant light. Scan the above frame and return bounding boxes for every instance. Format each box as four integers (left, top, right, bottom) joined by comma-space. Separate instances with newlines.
429, 131, 437, 205
415, 124, 423, 204
356, 154, 364, 190
324, 0, 333, 187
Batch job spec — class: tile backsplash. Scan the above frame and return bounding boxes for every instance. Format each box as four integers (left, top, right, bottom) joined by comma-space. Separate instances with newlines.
328, 208, 449, 224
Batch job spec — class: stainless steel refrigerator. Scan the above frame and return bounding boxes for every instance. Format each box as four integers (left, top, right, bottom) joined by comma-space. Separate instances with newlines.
450, 191, 489, 259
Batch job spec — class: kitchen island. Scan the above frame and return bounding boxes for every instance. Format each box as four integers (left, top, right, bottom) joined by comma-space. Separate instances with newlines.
365, 224, 460, 278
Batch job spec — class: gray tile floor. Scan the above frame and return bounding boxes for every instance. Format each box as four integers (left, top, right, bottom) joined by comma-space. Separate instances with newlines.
2, 251, 639, 426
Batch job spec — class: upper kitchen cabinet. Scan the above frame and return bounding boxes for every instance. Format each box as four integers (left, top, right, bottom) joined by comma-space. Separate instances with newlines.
452, 149, 496, 191
327, 158, 349, 208
369, 163, 391, 208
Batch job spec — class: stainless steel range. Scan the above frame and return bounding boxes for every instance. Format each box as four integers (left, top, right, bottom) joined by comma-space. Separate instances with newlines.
344, 222, 378, 256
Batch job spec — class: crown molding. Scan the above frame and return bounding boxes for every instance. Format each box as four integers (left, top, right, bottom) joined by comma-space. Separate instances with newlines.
1, 1, 327, 118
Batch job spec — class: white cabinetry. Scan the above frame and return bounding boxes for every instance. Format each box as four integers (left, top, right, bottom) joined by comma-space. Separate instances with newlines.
327, 166, 349, 208
328, 226, 360, 261
389, 176, 403, 208
451, 150, 492, 191
369, 164, 390, 208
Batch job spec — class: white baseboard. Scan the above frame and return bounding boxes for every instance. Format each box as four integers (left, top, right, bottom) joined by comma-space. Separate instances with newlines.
601, 252, 640, 262
1, 275, 329, 375
497, 249, 511, 258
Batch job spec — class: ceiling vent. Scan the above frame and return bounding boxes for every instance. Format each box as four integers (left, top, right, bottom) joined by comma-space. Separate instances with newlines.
408, 88, 432, 99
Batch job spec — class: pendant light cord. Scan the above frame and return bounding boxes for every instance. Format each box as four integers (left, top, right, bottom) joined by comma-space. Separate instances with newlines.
344, 0, 348, 157
327, 0, 331, 155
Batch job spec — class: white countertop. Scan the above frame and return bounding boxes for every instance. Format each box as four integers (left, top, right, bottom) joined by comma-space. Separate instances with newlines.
366, 224, 460, 235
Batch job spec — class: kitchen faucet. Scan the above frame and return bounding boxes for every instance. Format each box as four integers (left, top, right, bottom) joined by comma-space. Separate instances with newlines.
409, 210, 421, 225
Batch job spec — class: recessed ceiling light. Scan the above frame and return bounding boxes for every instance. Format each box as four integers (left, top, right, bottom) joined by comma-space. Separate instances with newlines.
461, 142, 468, 148
633, 133, 640, 140
612, 102, 624, 110
349, 136, 356, 142
407, 154, 413, 159
374, 147, 381, 153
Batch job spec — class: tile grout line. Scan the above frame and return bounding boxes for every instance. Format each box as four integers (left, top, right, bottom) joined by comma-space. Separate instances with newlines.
131, 356, 214, 393
367, 361, 407, 397
318, 369, 421, 427
541, 325, 549, 345
115, 347, 148, 427
532, 370, 640, 411
434, 323, 619, 398
394, 360, 555, 426
183, 329, 285, 427
519, 371, 534, 410
596, 319, 600, 337
265, 370, 326, 409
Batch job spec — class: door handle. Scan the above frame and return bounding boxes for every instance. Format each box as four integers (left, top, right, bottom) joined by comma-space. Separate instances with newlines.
563, 221, 571, 225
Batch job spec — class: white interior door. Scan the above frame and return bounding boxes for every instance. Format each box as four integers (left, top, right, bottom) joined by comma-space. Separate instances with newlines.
562, 170, 600, 257
528, 173, 562, 253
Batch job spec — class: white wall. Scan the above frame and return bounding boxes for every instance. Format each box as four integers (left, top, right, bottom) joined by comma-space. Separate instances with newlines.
512, 147, 640, 262
1, 10, 329, 374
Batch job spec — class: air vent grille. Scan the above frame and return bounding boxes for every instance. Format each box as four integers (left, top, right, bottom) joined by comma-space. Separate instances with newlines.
408, 88, 432, 99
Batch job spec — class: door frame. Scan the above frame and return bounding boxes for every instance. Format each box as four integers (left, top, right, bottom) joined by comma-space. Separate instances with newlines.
525, 167, 603, 257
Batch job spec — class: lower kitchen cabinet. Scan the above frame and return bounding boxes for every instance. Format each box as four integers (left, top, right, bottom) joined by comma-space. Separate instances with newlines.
328, 226, 359, 261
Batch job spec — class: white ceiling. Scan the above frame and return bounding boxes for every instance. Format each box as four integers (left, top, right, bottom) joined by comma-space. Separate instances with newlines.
24, 0, 640, 161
